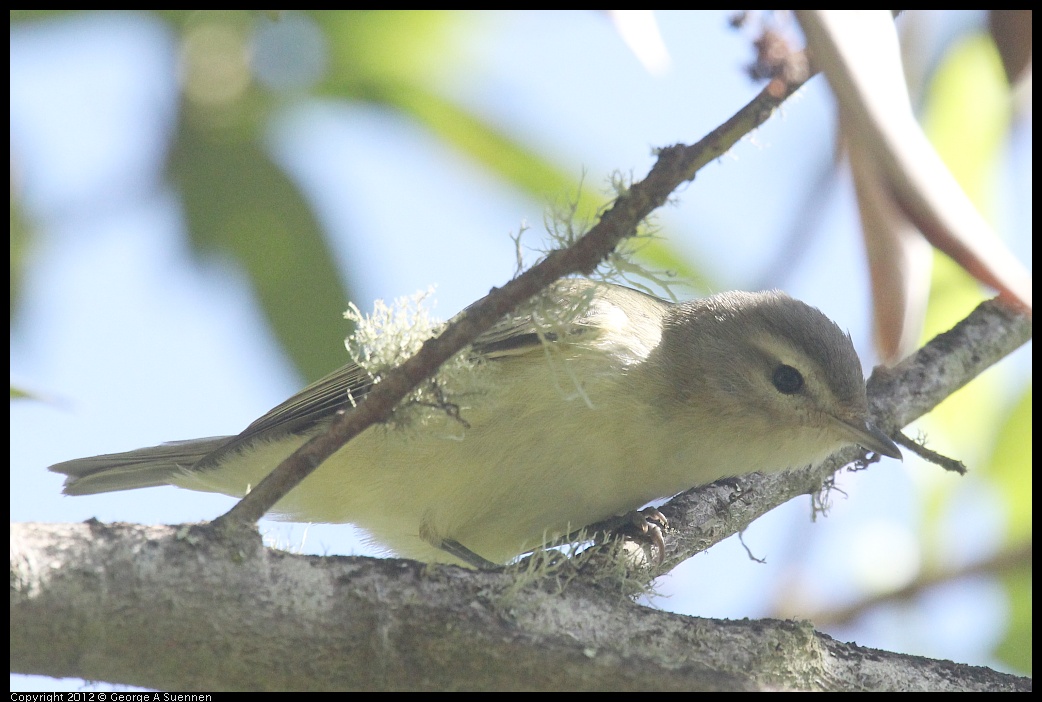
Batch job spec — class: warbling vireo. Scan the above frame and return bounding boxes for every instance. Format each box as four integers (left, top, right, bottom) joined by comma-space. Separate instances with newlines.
50, 280, 901, 567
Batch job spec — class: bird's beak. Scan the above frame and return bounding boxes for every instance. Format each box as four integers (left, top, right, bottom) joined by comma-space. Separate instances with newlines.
832, 414, 902, 460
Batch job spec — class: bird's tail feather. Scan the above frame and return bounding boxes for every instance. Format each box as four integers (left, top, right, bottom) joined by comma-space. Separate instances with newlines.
49, 437, 232, 495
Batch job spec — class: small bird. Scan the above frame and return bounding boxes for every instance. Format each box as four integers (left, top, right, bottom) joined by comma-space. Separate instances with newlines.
50, 280, 901, 567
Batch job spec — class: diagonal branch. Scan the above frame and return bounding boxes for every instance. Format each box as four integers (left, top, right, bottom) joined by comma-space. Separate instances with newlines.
217, 54, 815, 529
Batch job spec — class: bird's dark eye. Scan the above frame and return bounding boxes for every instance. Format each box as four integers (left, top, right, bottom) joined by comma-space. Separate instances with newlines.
772, 365, 804, 394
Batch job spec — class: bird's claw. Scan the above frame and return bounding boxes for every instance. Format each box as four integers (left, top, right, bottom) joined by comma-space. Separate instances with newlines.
615, 507, 669, 565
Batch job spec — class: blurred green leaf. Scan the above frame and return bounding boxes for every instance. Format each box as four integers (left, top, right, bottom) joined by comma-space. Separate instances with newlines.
914, 32, 1030, 675
985, 386, 1031, 676
10, 178, 29, 323
988, 387, 1032, 676
987, 386, 1032, 545
12, 10, 713, 378
169, 105, 353, 383
919, 33, 1012, 456
315, 10, 710, 289
995, 563, 1032, 674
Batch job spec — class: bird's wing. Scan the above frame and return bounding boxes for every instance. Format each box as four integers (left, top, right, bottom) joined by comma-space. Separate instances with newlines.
196, 279, 659, 469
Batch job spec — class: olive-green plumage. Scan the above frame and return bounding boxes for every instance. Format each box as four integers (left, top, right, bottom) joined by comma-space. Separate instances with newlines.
51, 280, 899, 566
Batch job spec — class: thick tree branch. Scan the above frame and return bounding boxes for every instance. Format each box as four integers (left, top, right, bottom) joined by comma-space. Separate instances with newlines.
10, 522, 1031, 691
